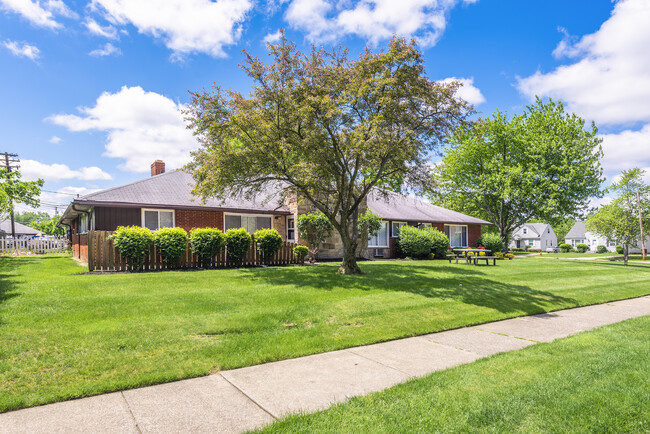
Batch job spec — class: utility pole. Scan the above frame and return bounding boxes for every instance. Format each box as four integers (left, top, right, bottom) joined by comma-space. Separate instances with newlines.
638, 191, 646, 261
2, 152, 19, 240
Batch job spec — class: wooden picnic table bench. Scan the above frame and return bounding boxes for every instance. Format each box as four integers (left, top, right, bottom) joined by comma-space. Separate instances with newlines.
472, 255, 498, 266
447, 254, 472, 264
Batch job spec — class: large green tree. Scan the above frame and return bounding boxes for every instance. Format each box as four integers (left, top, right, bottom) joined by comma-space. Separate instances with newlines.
0, 168, 43, 237
587, 168, 650, 265
432, 99, 603, 248
185, 35, 472, 274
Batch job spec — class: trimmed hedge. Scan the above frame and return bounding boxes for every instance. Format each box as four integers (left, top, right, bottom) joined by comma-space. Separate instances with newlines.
153, 227, 188, 266
225, 228, 252, 265
597, 245, 608, 254
189, 228, 225, 267
293, 245, 309, 263
422, 227, 449, 259
476, 233, 504, 254
397, 226, 431, 259
560, 243, 573, 253
254, 228, 283, 263
576, 243, 589, 253
110, 225, 154, 270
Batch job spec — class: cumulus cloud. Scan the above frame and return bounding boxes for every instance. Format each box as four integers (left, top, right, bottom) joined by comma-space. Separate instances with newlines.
517, 0, 650, 126
89, 42, 121, 57
88, 0, 252, 58
599, 124, 650, 175
20, 159, 113, 182
49, 135, 62, 144
439, 77, 485, 106
48, 86, 199, 173
84, 17, 119, 39
0, 0, 75, 29
263, 29, 283, 45
284, 0, 476, 47
2, 39, 40, 60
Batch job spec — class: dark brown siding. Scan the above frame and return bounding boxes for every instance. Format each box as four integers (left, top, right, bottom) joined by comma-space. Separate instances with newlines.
175, 209, 224, 233
94, 207, 140, 231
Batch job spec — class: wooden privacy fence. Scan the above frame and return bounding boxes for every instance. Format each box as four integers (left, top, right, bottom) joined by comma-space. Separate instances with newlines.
87, 230, 299, 272
0, 237, 67, 254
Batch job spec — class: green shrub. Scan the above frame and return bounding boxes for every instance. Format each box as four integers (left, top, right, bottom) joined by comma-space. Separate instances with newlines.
523, 245, 531, 251
110, 225, 154, 270
225, 228, 252, 265
596, 245, 608, 254
494, 251, 504, 260
254, 228, 283, 263
189, 228, 225, 267
297, 211, 334, 259
293, 245, 309, 263
358, 211, 383, 239
153, 227, 188, 266
616, 245, 624, 254
528, 248, 541, 253
476, 233, 504, 254
560, 243, 573, 253
422, 227, 449, 259
510, 248, 524, 252
576, 243, 589, 253
397, 226, 431, 259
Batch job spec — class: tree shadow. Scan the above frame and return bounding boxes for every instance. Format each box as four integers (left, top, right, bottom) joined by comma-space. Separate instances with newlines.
0, 257, 21, 324
241, 262, 577, 315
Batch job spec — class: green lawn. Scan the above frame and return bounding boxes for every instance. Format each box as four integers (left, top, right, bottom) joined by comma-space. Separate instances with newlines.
259, 316, 650, 433
1, 255, 649, 412
528, 252, 621, 258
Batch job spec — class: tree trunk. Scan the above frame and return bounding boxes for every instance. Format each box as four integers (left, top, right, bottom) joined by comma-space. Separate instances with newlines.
337, 224, 362, 275
624, 244, 629, 266
637, 192, 646, 261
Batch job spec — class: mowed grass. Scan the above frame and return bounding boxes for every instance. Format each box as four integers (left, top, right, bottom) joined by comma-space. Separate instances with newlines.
528, 252, 620, 258
1, 255, 649, 412
259, 316, 650, 433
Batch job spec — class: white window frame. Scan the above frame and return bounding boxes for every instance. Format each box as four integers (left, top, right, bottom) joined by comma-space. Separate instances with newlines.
368, 221, 389, 248
391, 221, 407, 238
141, 208, 175, 231
287, 216, 295, 242
418, 222, 433, 229
444, 224, 468, 248
223, 212, 274, 234
523, 228, 527, 234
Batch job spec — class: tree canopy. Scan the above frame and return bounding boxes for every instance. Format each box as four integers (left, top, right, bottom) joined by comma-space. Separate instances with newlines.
185, 34, 472, 274
0, 168, 43, 237
431, 99, 604, 247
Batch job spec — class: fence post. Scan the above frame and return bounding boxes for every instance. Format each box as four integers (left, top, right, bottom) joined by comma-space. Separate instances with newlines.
88, 231, 95, 271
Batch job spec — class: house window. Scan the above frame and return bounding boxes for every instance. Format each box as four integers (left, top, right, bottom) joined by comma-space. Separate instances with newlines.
391, 221, 407, 237
142, 209, 175, 231
224, 214, 272, 234
287, 217, 295, 242
523, 228, 527, 234
418, 222, 433, 229
445, 225, 468, 247
608, 240, 616, 247
368, 221, 389, 247
79, 213, 89, 234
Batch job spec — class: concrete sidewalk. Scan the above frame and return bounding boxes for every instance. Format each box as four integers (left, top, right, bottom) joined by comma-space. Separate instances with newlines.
2, 296, 649, 434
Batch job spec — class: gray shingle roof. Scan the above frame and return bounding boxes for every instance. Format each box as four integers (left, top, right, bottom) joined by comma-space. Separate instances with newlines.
0, 220, 40, 235
565, 221, 586, 239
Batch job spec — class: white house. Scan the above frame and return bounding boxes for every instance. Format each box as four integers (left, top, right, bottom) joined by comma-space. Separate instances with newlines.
565, 221, 649, 253
509, 223, 557, 250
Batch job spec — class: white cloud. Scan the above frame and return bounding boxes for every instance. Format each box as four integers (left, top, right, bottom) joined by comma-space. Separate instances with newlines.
263, 29, 283, 45
20, 159, 113, 182
0, 0, 75, 29
89, 0, 252, 58
284, 0, 475, 47
84, 17, 119, 39
49, 135, 62, 144
15, 186, 101, 216
517, 0, 650, 126
48, 85, 199, 173
89, 42, 121, 57
439, 77, 485, 106
2, 39, 40, 60
599, 124, 650, 175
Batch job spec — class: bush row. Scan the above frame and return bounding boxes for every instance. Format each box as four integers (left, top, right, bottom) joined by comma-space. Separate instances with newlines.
110, 225, 305, 269
397, 226, 449, 259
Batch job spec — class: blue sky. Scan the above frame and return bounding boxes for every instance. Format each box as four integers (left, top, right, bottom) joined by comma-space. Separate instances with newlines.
1, 0, 648, 214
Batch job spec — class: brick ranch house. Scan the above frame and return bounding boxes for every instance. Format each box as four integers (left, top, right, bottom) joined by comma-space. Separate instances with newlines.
59, 161, 490, 262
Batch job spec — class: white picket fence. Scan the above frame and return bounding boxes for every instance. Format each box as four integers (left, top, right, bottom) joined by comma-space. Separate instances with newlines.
0, 237, 67, 254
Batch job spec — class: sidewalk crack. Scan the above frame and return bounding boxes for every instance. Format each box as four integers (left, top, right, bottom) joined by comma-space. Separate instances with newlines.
120, 391, 142, 434
218, 373, 278, 420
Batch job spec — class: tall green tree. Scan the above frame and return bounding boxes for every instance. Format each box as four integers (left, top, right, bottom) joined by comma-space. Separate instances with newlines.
185, 34, 472, 274
432, 99, 603, 248
0, 168, 43, 236
587, 168, 650, 265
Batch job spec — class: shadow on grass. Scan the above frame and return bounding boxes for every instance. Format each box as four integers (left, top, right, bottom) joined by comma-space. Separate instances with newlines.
242, 262, 577, 315
0, 257, 21, 324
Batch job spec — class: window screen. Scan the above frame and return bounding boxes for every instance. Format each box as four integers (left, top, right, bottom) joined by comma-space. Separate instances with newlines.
225, 215, 242, 231
368, 222, 388, 247
144, 211, 158, 231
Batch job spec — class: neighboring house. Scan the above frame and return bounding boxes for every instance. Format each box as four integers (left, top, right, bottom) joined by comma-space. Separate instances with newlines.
564, 221, 648, 253
59, 160, 490, 261
509, 223, 557, 250
0, 219, 41, 238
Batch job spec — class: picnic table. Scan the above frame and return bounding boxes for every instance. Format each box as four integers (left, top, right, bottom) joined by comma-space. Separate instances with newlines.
448, 248, 498, 266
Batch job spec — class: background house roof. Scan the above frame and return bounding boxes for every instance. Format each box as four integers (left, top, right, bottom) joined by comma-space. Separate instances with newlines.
0, 220, 40, 236
565, 222, 587, 239
512, 223, 551, 240
367, 190, 491, 225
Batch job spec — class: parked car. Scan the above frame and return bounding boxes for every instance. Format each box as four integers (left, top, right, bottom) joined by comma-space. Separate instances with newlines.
545, 246, 561, 253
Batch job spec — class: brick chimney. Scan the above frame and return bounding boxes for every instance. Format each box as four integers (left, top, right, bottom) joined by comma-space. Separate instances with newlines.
151, 160, 165, 176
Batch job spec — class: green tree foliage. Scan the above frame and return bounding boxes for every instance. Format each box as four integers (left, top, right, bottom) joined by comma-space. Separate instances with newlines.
31, 218, 65, 236
185, 33, 472, 274
358, 211, 383, 239
293, 245, 309, 263
225, 228, 252, 265
587, 168, 650, 265
0, 168, 43, 221
110, 226, 154, 270
432, 99, 603, 249
189, 228, 226, 267
14, 211, 50, 225
476, 233, 505, 253
153, 227, 188, 267
297, 210, 334, 259
254, 228, 283, 263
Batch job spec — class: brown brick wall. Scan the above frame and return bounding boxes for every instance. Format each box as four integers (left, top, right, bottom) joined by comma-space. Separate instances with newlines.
175, 209, 224, 232
468, 224, 482, 248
